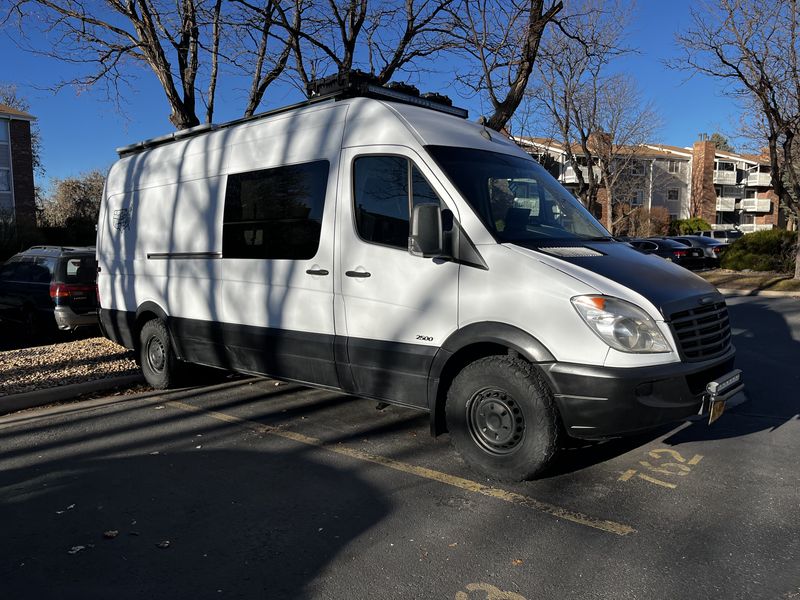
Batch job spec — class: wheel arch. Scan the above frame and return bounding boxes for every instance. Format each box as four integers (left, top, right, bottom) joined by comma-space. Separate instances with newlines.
427, 322, 556, 436
134, 301, 173, 352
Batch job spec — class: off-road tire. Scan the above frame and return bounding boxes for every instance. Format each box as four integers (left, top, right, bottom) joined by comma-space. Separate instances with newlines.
445, 355, 560, 481
139, 318, 180, 389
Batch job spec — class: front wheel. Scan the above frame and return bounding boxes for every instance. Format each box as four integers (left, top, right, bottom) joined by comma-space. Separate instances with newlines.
139, 319, 180, 389
445, 356, 560, 481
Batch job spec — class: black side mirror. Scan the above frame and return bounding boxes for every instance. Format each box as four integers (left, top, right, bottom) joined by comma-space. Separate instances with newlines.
409, 203, 443, 257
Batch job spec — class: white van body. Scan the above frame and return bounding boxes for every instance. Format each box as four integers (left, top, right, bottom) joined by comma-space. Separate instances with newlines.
98, 88, 742, 479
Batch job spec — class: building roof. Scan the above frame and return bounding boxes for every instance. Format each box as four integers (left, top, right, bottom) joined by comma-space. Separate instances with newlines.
0, 104, 35, 121
518, 136, 770, 165
518, 136, 692, 159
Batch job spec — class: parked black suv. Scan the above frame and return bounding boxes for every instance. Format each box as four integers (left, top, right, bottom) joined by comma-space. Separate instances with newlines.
0, 246, 98, 333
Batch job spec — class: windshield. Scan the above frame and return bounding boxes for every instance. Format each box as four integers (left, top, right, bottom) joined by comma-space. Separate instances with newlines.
427, 146, 610, 243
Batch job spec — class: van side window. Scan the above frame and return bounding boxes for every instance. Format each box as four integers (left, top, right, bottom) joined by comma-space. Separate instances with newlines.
353, 156, 441, 249
223, 160, 329, 260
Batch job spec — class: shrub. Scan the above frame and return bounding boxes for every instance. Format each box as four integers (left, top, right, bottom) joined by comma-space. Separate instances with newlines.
668, 217, 711, 235
720, 229, 798, 272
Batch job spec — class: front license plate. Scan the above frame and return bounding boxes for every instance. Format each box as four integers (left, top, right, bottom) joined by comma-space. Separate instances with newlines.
708, 399, 726, 425
705, 369, 742, 425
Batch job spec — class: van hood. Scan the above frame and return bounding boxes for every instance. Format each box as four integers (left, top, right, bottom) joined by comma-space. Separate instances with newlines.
510, 240, 723, 318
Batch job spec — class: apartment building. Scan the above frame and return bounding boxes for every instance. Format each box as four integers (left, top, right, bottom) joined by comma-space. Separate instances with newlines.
0, 103, 37, 242
517, 136, 781, 232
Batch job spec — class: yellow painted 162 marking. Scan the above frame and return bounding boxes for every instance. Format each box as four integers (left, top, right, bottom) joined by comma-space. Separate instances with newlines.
619, 448, 703, 489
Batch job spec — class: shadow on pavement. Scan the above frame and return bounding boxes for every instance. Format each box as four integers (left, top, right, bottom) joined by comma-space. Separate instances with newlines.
665, 298, 800, 445
0, 448, 389, 599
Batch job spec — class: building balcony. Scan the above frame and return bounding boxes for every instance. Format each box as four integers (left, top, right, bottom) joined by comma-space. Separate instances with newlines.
562, 165, 601, 184
740, 198, 771, 213
715, 197, 736, 212
746, 172, 771, 187
712, 170, 738, 185
738, 223, 774, 233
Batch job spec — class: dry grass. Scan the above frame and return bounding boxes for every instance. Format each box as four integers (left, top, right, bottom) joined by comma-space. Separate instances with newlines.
698, 269, 800, 292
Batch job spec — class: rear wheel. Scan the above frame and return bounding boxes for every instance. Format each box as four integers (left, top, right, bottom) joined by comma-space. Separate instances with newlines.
445, 355, 560, 481
139, 319, 180, 389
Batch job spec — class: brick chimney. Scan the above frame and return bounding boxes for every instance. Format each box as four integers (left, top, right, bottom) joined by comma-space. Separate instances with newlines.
691, 139, 716, 222
9, 119, 37, 243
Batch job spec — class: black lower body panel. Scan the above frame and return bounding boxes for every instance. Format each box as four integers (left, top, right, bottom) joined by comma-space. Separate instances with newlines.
97, 308, 433, 408
542, 348, 737, 439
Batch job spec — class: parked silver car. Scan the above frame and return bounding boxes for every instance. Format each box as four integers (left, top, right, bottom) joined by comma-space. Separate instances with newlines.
672, 235, 729, 268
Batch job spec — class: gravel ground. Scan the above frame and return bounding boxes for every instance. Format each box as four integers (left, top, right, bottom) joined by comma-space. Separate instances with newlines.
0, 337, 139, 397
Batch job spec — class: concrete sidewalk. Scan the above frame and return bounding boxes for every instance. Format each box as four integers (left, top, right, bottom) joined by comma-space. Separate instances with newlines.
0, 374, 144, 416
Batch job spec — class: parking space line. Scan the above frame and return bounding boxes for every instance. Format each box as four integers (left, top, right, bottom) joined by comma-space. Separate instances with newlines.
166, 400, 636, 537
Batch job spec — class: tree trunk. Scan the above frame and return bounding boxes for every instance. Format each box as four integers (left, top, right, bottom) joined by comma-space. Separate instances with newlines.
795, 238, 800, 280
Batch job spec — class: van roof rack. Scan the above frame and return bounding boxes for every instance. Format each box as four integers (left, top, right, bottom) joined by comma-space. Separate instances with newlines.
116, 71, 468, 158
306, 71, 468, 119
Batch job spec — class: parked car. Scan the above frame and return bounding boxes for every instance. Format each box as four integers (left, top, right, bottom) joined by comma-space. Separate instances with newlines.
0, 246, 99, 333
627, 238, 707, 270
695, 229, 744, 244
671, 235, 728, 267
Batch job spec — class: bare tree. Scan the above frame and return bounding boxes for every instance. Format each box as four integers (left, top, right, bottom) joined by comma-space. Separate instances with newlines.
273, 0, 455, 95
227, 0, 298, 117
615, 204, 670, 238
6, 0, 221, 129
449, 0, 562, 132
675, 0, 800, 279
527, 0, 660, 232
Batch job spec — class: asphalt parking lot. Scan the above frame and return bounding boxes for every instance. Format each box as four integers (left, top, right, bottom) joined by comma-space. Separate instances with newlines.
1, 295, 798, 600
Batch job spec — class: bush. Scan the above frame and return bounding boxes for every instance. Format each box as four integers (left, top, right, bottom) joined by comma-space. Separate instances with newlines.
668, 217, 711, 235
720, 229, 798, 272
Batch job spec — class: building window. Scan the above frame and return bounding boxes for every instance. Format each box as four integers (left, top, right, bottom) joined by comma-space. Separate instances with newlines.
222, 160, 329, 260
628, 160, 645, 176
630, 190, 644, 205
353, 155, 441, 249
715, 161, 735, 172
667, 160, 680, 174
667, 188, 680, 202
0, 121, 10, 193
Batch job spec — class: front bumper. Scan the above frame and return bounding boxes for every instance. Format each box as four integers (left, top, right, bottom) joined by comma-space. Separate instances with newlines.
54, 306, 99, 331
541, 347, 738, 439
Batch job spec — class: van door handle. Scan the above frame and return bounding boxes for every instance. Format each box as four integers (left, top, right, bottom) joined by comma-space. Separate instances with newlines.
345, 270, 371, 278
306, 269, 329, 276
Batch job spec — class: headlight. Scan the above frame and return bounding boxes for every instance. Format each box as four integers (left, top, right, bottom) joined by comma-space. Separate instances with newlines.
571, 295, 672, 353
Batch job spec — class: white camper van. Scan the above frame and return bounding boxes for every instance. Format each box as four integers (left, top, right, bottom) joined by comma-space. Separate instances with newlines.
97, 73, 743, 480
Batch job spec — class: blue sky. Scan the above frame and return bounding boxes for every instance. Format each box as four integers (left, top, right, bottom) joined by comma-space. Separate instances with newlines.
1, 0, 746, 191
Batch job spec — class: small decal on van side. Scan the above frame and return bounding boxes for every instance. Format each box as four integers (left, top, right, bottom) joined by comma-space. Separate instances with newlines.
113, 208, 132, 231
416, 335, 434, 342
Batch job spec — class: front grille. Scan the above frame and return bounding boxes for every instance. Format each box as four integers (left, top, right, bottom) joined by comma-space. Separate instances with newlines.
669, 301, 731, 361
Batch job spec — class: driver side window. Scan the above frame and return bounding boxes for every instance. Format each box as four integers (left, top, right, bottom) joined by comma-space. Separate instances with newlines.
353, 155, 442, 249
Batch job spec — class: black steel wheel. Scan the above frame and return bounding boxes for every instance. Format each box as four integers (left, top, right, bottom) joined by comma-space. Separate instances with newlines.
139, 318, 179, 389
446, 355, 560, 481
466, 387, 526, 455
